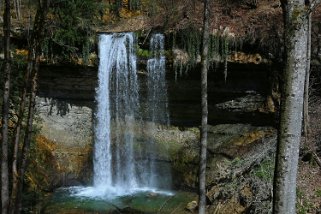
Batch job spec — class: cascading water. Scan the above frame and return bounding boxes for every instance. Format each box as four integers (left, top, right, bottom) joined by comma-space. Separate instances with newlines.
94, 32, 140, 193
147, 34, 169, 125
74, 32, 172, 198
93, 34, 112, 189
145, 33, 171, 189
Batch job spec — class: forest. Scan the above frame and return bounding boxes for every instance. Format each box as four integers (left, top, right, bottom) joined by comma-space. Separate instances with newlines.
1, 0, 321, 213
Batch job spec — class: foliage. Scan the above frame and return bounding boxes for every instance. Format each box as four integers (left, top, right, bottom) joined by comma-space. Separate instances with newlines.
0, 51, 27, 114
172, 26, 235, 79
45, 0, 99, 63
137, 48, 151, 58
21, 135, 56, 213
251, 156, 274, 182
107, 0, 148, 18
109, 0, 123, 15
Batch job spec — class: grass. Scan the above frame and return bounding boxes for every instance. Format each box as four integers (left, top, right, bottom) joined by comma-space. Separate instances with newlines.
251, 157, 274, 182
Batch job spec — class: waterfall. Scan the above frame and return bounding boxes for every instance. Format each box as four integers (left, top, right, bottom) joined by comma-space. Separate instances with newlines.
94, 32, 139, 194
93, 34, 112, 188
74, 32, 172, 198
147, 33, 169, 125
145, 33, 171, 189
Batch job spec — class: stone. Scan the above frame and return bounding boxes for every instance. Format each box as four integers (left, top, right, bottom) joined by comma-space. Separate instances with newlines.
186, 200, 198, 211
36, 97, 93, 148
215, 94, 265, 113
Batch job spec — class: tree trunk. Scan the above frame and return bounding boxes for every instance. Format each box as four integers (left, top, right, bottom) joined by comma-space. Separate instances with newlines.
303, 13, 311, 137
273, 1, 309, 213
13, 0, 21, 20
0, 1, 3, 22
1, 0, 11, 213
198, 0, 209, 213
16, 61, 40, 214
9, 60, 33, 214
14, 1, 51, 212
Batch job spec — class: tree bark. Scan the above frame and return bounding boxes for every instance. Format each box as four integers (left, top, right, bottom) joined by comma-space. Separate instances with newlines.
303, 13, 311, 137
16, 60, 40, 214
1, 0, 11, 213
14, 0, 51, 212
273, 1, 309, 213
9, 59, 33, 214
198, 0, 209, 213
0, 1, 3, 22
13, 0, 21, 20
9, 3, 36, 210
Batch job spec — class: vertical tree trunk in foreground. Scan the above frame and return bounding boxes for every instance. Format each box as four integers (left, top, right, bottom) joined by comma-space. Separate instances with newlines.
273, 0, 309, 213
198, 0, 209, 213
16, 62, 40, 214
1, 0, 11, 213
9, 57, 33, 214
303, 13, 311, 137
14, 0, 51, 212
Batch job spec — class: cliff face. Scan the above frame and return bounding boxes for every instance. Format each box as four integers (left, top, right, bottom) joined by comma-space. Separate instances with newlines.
31, 23, 280, 210
7, 1, 321, 212
34, 53, 275, 189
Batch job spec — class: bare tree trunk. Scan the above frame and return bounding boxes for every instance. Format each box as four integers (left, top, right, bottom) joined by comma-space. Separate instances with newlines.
273, 1, 309, 213
1, 0, 11, 213
13, 0, 21, 20
9, 60, 33, 214
0, 1, 3, 22
17, 0, 22, 19
14, 0, 51, 212
198, 0, 209, 213
16, 61, 40, 214
9, 4, 35, 210
303, 13, 311, 137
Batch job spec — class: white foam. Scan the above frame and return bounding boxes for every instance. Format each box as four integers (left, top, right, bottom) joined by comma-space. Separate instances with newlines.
69, 186, 174, 200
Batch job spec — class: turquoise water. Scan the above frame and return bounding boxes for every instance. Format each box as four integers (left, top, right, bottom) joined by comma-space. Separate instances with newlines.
42, 188, 196, 214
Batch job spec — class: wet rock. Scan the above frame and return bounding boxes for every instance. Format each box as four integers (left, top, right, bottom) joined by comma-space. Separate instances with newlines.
186, 200, 198, 211
208, 124, 274, 159
36, 96, 93, 147
209, 197, 246, 214
173, 48, 190, 65
239, 185, 253, 206
215, 94, 265, 113
206, 177, 273, 214
166, 123, 276, 189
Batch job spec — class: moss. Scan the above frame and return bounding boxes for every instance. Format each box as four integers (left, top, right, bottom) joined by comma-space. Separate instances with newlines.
251, 156, 275, 182
291, 6, 305, 24
21, 135, 60, 212
230, 130, 266, 146
27, 135, 59, 191
137, 48, 151, 58
171, 146, 199, 188
171, 27, 236, 76
26, 135, 93, 194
